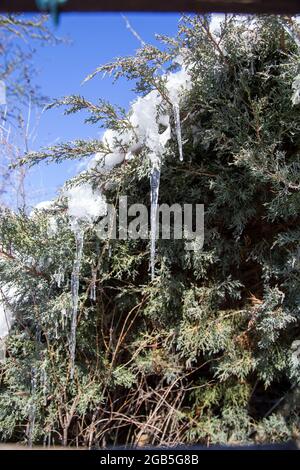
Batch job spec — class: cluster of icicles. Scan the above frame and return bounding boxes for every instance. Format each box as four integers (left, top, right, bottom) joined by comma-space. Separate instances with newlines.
52, 221, 98, 379
52, 61, 191, 379
1, 60, 189, 445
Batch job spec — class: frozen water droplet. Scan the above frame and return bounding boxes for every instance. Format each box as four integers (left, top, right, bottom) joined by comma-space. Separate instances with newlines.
150, 160, 161, 280
54, 267, 64, 288
61, 308, 67, 330
90, 267, 97, 301
69, 220, 84, 380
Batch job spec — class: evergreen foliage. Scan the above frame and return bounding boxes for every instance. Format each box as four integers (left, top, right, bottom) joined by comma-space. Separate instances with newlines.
1, 15, 300, 447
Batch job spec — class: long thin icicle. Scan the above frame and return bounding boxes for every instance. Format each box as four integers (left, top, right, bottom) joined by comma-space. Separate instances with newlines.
61, 308, 67, 330
172, 102, 183, 161
90, 267, 97, 301
150, 158, 161, 280
69, 220, 84, 379
27, 367, 37, 447
54, 267, 64, 288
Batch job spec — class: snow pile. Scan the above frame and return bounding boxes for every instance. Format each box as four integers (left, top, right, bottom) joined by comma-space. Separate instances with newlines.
127, 65, 191, 159
91, 61, 192, 173
66, 184, 107, 222
34, 200, 54, 212
89, 128, 127, 172
30, 200, 54, 219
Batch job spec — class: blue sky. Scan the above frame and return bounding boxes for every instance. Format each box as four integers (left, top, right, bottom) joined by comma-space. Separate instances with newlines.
27, 13, 180, 205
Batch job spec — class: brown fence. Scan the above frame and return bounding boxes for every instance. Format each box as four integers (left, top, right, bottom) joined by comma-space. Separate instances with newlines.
1, 1, 300, 14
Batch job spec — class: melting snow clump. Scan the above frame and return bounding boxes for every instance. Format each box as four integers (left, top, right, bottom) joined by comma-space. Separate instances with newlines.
66, 184, 107, 223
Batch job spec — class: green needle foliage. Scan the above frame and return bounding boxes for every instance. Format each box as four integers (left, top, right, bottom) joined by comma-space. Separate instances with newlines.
1, 15, 300, 447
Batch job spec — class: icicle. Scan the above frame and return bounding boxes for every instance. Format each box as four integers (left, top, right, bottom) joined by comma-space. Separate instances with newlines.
54, 267, 64, 288
59, 267, 64, 287
172, 102, 183, 161
27, 368, 37, 447
69, 220, 84, 380
90, 267, 97, 301
54, 271, 60, 287
150, 157, 161, 280
54, 320, 58, 340
61, 308, 67, 330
